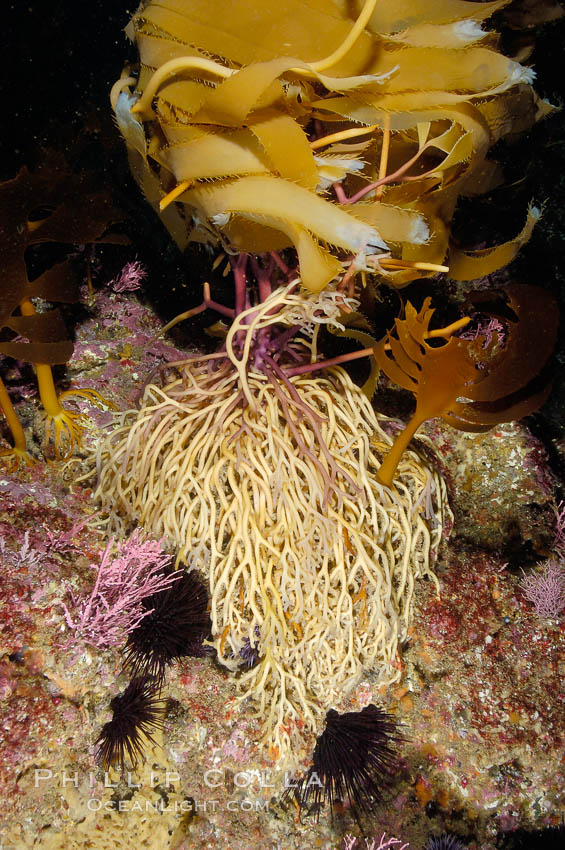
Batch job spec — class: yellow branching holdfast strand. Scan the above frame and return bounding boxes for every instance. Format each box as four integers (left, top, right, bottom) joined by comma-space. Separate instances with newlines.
114, 0, 550, 292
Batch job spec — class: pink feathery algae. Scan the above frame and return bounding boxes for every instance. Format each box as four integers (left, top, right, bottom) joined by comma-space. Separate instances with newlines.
341, 833, 410, 850
459, 316, 506, 350
553, 500, 565, 556
60, 530, 182, 648
43, 515, 93, 557
519, 559, 565, 619
0, 531, 42, 578
109, 259, 147, 293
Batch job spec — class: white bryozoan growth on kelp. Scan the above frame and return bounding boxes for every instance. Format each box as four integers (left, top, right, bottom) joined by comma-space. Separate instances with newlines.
92, 284, 450, 755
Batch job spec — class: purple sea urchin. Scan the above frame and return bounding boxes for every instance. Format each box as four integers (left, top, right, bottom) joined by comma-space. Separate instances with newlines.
124, 569, 210, 682
424, 835, 466, 850
287, 704, 402, 814
96, 676, 164, 772
239, 626, 261, 667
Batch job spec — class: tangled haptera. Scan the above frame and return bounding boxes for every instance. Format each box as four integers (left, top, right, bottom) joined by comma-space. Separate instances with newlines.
93, 284, 449, 754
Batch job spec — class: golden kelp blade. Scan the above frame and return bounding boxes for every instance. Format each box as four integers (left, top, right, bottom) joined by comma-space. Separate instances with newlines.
374, 299, 480, 485
449, 206, 541, 280
362, 0, 512, 33
182, 176, 387, 291
0, 164, 125, 461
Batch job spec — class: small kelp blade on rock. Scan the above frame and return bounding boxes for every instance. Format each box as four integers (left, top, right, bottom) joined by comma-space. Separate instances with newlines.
375, 284, 557, 486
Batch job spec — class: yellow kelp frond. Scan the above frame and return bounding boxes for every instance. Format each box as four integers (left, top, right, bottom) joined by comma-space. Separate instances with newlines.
449, 205, 540, 280
314, 145, 370, 190
183, 176, 388, 252
134, 55, 397, 126
475, 87, 556, 144
114, 0, 546, 292
183, 176, 388, 291
133, 0, 379, 70
248, 114, 320, 189
362, 0, 512, 33
383, 20, 490, 48
346, 202, 430, 246
352, 46, 533, 95
157, 130, 273, 182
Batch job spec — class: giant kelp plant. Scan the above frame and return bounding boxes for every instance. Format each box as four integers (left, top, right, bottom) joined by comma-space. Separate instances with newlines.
89, 0, 558, 758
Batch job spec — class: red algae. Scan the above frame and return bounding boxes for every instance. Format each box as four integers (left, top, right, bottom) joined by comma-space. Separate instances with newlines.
0, 656, 64, 799
405, 542, 563, 842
